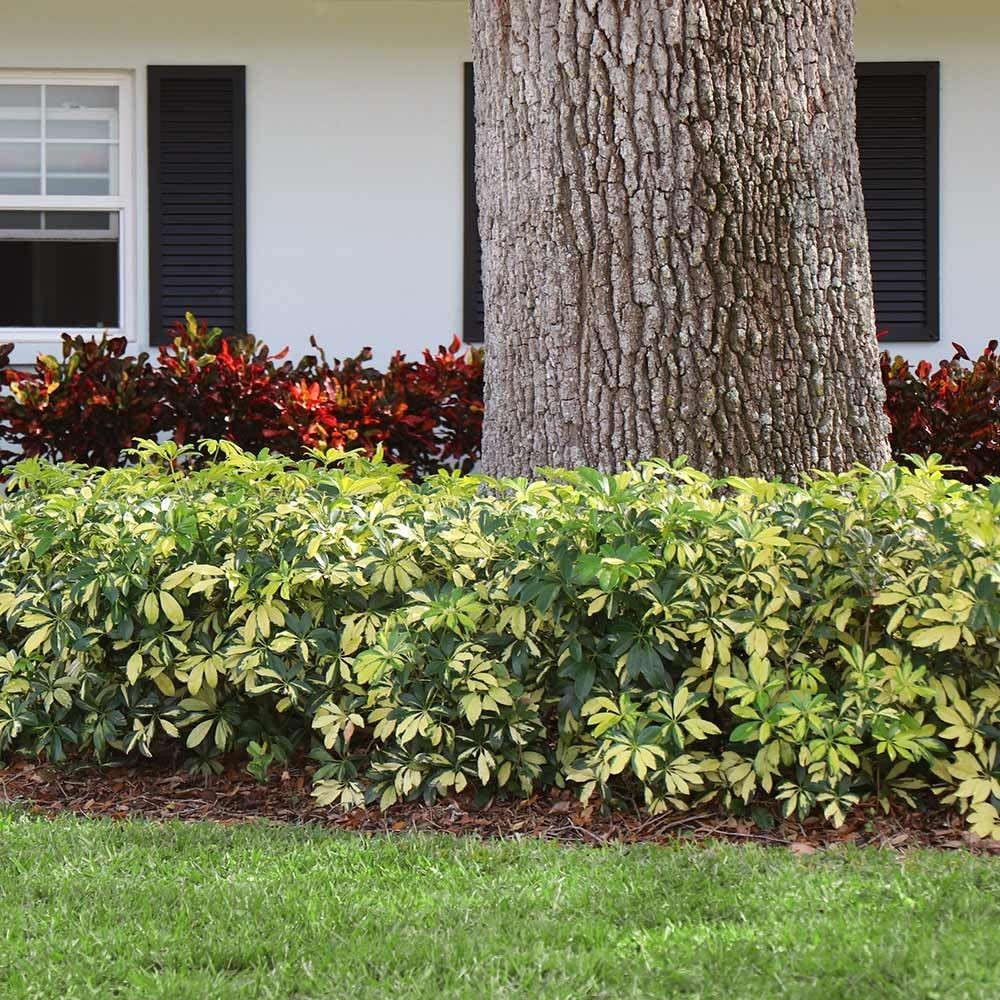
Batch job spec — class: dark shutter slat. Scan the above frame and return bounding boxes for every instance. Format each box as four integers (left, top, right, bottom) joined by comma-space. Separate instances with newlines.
856, 62, 939, 342
463, 63, 484, 344
148, 66, 247, 345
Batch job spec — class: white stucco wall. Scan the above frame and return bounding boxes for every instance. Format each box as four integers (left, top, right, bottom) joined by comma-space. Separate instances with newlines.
857, 0, 1000, 364
2, 0, 998, 367
3, 0, 472, 364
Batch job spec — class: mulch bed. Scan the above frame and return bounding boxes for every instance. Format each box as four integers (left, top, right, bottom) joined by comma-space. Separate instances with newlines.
2, 756, 997, 854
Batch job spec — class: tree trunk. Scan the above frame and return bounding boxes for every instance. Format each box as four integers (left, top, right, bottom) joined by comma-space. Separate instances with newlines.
470, 0, 892, 479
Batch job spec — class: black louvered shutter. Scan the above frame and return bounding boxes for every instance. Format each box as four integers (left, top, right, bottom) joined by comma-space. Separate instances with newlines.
856, 63, 939, 342
463, 63, 484, 344
148, 66, 247, 345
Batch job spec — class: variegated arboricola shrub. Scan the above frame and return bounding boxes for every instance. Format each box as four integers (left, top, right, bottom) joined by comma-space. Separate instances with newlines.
0, 443, 997, 838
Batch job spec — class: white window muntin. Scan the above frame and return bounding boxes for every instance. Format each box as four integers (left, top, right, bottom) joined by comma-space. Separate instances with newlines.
0, 71, 134, 344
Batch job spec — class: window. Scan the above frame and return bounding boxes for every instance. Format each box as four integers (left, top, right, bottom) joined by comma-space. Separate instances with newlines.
856, 63, 940, 342
0, 73, 133, 342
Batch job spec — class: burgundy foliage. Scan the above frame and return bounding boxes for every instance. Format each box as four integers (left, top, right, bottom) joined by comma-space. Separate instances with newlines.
2, 317, 997, 484
0, 316, 484, 477
0, 335, 163, 470
880, 341, 1000, 484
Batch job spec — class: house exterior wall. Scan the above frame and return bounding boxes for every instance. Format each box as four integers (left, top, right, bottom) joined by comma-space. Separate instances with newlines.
3, 0, 472, 365
2, 0, 997, 367
856, 0, 1000, 364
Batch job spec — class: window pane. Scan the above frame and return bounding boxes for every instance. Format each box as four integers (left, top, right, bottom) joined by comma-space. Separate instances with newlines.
0, 211, 42, 231
0, 85, 41, 139
0, 141, 41, 194
44, 211, 116, 235
46, 117, 113, 140
0, 236, 119, 328
46, 86, 118, 112
46, 86, 119, 141
0, 85, 41, 109
0, 122, 40, 139
46, 176, 116, 197
46, 142, 116, 195
0, 209, 116, 238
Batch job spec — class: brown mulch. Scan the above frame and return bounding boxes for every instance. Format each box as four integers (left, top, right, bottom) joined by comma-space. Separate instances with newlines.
1, 755, 997, 854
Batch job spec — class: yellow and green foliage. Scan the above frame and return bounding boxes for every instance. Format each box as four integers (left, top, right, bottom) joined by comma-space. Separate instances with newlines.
0, 442, 997, 838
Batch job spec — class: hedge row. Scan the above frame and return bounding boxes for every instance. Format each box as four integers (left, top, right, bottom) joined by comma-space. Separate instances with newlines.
0, 443, 997, 838
1, 317, 998, 482
0, 315, 484, 478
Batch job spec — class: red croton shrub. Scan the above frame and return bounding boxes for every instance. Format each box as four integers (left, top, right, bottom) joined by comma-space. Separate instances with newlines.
2, 318, 995, 483
377, 343, 486, 477
0, 315, 484, 477
0, 335, 164, 469
880, 341, 1000, 484
156, 316, 295, 454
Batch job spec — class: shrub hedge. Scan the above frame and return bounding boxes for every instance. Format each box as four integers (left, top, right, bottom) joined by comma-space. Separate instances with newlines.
0, 315, 484, 478
0, 443, 997, 838
2, 318, 999, 483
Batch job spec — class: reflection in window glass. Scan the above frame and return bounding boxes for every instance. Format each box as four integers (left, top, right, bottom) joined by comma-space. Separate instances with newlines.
46, 142, 113, 196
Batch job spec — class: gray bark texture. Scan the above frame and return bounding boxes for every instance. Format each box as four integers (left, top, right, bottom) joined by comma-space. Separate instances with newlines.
470, 0, 892, 479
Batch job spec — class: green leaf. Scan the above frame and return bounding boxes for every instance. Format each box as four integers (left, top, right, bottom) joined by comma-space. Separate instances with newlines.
573, 661, 596, 703
730, 722, 760, 744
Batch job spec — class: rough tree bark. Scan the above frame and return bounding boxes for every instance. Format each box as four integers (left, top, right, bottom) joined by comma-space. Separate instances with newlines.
471, 0, 892, 478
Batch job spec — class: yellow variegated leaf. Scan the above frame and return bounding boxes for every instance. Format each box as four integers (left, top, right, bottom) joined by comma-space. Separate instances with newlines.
909, 625, 961, 651
143, 592, 160, 626
126, 652, 143, 684
23, 626, 52, 657
968, 802, 1000, 841
152, 672, 176, 696
160, 591, 184, 626
186, 718, 214, 749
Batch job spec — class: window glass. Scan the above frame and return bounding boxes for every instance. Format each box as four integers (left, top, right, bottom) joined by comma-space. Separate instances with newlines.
45, 211, 116, 234
0, 209, 119, 328
0, 86, 120, 196
0, 210, 42, 230
0, 85, 41, 138
46, 86, 118, 113
0, 141, 41, 194
46, 85, 119, 141
47, 142, 114, 196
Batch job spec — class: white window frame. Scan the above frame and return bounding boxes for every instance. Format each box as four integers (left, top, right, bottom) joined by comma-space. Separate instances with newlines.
0, 70, 135, 355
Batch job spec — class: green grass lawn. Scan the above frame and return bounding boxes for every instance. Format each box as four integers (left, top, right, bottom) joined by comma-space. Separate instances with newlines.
0, 812, 997, 1000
